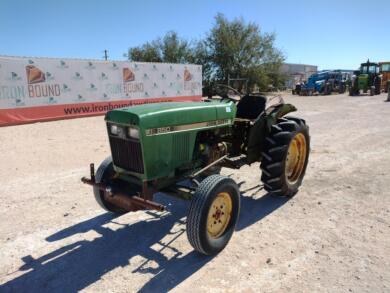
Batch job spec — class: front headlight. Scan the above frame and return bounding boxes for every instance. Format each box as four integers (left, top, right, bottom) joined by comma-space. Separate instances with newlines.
110, 124, 119, 135
128, 127, 139, 139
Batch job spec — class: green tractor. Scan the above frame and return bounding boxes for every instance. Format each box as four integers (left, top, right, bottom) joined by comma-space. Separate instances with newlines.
82, 85, 310, 255
349, 60, 382, 96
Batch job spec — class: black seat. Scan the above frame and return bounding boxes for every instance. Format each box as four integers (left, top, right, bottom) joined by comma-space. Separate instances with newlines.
236, 95, 267, 120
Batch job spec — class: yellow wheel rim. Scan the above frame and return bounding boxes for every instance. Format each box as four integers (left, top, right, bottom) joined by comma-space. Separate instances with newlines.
207, 192, 232, 238
285, 133, 307, 185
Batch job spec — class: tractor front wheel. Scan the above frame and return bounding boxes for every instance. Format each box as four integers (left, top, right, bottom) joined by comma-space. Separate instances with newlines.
187, 175, 240, 255
93, 157, 127, 214
260, 117, 310, 197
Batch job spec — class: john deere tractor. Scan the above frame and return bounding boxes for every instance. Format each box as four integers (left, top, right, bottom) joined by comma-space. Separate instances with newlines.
81, 85, 310, 255
349, 60, 381, 96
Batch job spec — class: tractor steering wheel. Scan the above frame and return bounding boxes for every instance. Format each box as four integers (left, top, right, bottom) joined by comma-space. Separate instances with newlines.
214, 84, 242, 103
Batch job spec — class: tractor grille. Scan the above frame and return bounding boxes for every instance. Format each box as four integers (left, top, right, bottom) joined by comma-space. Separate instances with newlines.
172, 132, 190, 162
109, 136, 144, 173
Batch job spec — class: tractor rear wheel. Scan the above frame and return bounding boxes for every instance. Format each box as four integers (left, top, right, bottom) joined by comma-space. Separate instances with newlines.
339, 82, 346, 94
370, 86, 375, 96
349, 79, 359, 96
374, 77, 381, 95
187, 175, 240, 255
93, 157, 127, 214
260, 117, 310, 197
324, 83, 331, 95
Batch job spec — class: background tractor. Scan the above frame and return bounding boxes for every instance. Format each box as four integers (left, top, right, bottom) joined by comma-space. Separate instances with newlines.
293, 70, 348, 96
349, 60, 381, 96
81, 85, 310, 255
379, 62, 390, 93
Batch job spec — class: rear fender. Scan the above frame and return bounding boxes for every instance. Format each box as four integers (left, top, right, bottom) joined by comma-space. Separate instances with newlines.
265, 103, 297, 131
246, 103, 296, 163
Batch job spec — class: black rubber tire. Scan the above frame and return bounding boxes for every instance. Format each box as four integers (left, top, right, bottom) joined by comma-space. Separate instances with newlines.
260, 117, 310, 197
374, 77, 381, 95
349, 80, 358, 96
349, 86, 354, 96
186, 175, 240, 255
93, 157, 127, 214
339, 83, 346, 94
324, 83, 330, 95
370, 86, 375, 96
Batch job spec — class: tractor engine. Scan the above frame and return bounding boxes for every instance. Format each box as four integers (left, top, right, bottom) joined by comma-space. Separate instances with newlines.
199, 141, 228, 172
195, 127, 230, 173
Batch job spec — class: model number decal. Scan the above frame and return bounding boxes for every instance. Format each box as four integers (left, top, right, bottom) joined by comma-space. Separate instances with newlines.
145, 126, 174, 135
145, 119, 231, 136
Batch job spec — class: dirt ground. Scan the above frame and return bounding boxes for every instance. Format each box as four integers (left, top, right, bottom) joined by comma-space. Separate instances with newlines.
1, 92, 390, 293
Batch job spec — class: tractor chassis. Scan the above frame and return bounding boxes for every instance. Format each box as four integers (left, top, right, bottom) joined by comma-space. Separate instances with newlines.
81, 153, 246, 213
81, 164, 165, 212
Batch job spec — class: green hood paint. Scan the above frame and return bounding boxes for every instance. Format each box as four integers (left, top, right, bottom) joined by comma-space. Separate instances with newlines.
105, 101, 236, 128
105, 101, 236, 181
357, 74, 369, 89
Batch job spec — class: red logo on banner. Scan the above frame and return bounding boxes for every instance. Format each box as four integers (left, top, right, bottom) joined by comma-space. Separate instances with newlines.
123, 68, 135, 82
26, 65, 46, 84
184, 69, 192, 81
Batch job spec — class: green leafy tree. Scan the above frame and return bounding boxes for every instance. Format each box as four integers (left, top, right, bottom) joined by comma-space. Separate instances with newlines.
206, 13, 285, 91
160, 32, 192, 63
128, 31, 192, 64
128, 31, 212, 86
127, 14, 286, 92
128, 40, 162, 62
187, 40, 214, 89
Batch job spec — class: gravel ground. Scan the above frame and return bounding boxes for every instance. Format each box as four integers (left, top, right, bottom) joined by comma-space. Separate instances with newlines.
0, 92, 390, 293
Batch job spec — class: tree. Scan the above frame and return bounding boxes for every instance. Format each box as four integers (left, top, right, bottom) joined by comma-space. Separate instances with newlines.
128, 41, 162, 63
206, 13, 285, 91
127, 14, 286, 92
187, 40, 214, 89
128, 31, 192, 64
160, 32, 192, 63
128, 31, 212, 86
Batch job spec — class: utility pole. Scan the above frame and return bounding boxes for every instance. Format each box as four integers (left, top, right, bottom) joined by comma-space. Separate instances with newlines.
103, 50, 109, 61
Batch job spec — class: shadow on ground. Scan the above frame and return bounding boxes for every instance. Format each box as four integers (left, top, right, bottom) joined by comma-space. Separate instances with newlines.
0, 191, 290, 293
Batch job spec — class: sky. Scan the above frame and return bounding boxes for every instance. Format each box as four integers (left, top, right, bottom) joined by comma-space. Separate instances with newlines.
0, 0, 389, 70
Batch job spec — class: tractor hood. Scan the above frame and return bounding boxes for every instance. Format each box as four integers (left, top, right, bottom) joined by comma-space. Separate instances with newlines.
105, 101, 236, 129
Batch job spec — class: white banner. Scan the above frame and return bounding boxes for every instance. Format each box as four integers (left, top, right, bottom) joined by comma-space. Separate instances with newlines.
0, 56, 202, 125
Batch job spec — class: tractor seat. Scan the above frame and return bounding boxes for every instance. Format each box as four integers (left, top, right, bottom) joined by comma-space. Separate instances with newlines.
236, 95, 267, 120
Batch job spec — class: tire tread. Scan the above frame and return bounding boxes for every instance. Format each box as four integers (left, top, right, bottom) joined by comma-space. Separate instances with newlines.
260, 117, 310, 197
